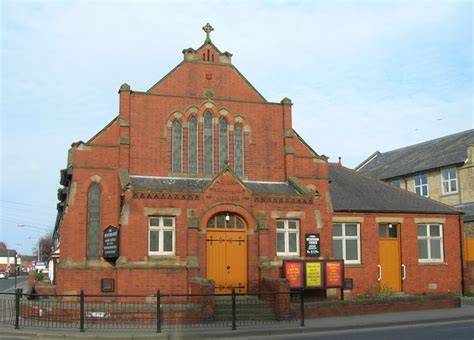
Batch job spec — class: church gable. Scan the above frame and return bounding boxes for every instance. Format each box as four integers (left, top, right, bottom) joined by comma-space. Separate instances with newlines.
147, 23, 266, 102
203, 167, 252, 203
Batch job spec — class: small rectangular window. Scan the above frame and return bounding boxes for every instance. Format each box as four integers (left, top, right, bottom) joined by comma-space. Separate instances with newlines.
414, 173, 429, 197
276, 219, 300, 256
332, 223, 361, 264
441, 167, 458, 194
417, 224, 443, 263
390, 178, 401, 188
149, 216, 176, 255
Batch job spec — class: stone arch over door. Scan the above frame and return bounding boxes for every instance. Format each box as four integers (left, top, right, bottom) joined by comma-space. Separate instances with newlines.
203, 207, 252, 294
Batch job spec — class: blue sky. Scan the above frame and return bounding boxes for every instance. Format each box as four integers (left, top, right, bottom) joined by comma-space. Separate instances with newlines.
1, 0, 472, 255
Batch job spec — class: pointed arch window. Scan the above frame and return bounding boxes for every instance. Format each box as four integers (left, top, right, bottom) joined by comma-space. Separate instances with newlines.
87, 183, 101, 258
218, 117, 228, 171
203, 111, 213, 175
234, 124, 244, 176
188, 116, 198, 175
172, 120, 182, 173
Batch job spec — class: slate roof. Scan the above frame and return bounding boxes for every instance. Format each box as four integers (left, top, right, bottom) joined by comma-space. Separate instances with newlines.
455, 202, 474, 222
329, 164, 461, 214
130, 176, 302, 195
357, 129, 474, 180
0, 249, 17, 257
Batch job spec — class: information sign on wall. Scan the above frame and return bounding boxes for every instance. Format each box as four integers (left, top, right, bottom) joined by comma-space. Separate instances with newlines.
103, 225, 120, 259
305, 233, 320, 257
305, 261, 323, 288
325, 260, 343, 287
283, 261, 303, 288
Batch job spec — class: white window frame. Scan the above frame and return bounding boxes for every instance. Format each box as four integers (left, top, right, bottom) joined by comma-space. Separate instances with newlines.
276, 219, 300, 256
414, 173, 429, 197
417, 224, 444, 263
441, 167, 458, 194
332, 223, 361, 264
148, 216, 176, 256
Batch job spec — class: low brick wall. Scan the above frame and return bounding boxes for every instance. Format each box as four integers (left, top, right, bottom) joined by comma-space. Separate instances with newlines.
300, 295, 460, 319
189, 277, 215, 320
463, 261, 474, 293
260, 276, 292, 320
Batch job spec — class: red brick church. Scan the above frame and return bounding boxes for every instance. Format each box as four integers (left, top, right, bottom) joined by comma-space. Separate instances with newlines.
54, 24, 464, 298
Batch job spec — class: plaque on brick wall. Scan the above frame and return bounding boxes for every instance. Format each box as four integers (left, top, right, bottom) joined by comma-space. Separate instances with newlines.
305, 233, 320, 257
101, 278, 115, 292
103, 225, 119, 259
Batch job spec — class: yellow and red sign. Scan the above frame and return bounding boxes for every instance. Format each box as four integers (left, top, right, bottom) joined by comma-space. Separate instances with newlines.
283, 261, 303, 288
325, 261, 343, 287
305, 261, 323, 288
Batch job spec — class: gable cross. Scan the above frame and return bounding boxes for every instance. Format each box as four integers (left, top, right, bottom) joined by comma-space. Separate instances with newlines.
203, 23, 214, 43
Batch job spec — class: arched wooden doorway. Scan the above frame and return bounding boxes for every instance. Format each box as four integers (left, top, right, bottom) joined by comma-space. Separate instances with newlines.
206, 212, 247, 294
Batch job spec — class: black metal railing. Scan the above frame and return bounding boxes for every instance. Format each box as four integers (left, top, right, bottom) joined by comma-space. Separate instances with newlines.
0, 289, 304, 332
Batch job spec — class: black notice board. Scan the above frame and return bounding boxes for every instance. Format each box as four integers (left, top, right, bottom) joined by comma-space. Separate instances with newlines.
305, 233, 320, 257
103, 225, 119, 259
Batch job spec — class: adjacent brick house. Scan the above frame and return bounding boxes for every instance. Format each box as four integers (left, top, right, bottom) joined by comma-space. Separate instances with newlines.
356, 130, 474, 292
54, 24, 464, 299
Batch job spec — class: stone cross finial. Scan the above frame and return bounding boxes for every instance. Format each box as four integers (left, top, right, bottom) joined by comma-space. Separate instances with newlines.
203, 23, 214, 43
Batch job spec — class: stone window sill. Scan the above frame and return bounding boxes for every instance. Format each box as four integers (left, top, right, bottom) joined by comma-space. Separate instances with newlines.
417, 262, 447, 266
344, 263, 365, 268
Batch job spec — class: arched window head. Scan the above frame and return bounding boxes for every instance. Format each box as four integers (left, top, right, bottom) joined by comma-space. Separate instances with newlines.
207, 212, 245, 229
218, 117, 228, 171
234, 124, 244, 176
172, 120, 182, 173
203, 111, 213, 175
87, 183, 101, 258
188, 116, 198, 175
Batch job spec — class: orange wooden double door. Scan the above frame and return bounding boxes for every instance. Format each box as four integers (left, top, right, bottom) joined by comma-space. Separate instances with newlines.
206, 213, 247, 294
378, 223, 402, 292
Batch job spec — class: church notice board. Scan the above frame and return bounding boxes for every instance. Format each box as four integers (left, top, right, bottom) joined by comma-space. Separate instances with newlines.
103, 225, 120, 259
283, 260, 344, 290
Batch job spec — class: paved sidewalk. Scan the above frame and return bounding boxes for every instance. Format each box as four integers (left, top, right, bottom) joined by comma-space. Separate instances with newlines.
0, 299, 473, 339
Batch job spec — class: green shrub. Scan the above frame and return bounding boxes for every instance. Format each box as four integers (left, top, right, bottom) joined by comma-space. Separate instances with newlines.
34, 272, 46, 282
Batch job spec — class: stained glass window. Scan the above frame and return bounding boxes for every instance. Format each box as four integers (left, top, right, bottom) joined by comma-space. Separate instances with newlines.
87, 183, 101, 258
219, 117, 228, 171
188, 116, 198, 174
203, 112, 213, 175
172, 120, 182, 173
234, 124, 244, 176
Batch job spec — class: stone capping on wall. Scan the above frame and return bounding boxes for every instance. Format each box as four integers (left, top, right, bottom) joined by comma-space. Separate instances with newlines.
290, 295, 461, 320
191, 276, 214, 286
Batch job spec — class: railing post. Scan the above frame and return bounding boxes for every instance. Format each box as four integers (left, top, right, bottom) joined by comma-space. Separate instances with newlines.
300, 288, 305, 327
231, 289, 236, 331
156, 290, 161, 333
14, 288, 21, 329
79, 290, 85, 333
